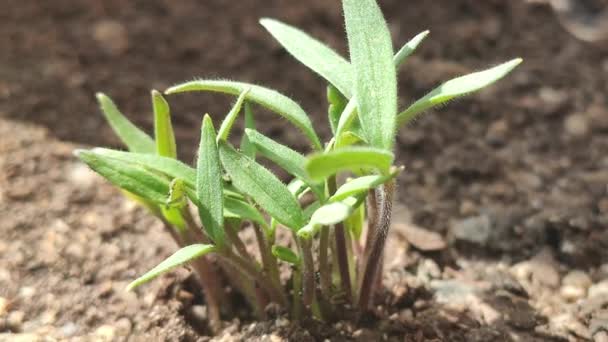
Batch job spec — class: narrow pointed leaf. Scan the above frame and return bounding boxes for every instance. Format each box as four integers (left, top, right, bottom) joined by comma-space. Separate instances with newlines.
298, 196, 364, 239
305, 147, 394, 182
261, 18, 353, 98
166, 80, 321, 150
394, 30, 430, 68
76, 150, 169, 204
327, 85, 348, 134
152, 90, 177, 158
329, 166, 402, 202
244, 129, 323, 198
239, 103, 257, 159
219, 141, 305, 230
343, 0, 398, 150
217, 88, 250, 142
196, 115, 224, 246
162, 179, 187, 232
127, 244, 216, 291
224, 196, 269, 229
398, 58, 523, 126
92, 148, 196, 186
272, 245, 300, 265
96, 93, 155, 154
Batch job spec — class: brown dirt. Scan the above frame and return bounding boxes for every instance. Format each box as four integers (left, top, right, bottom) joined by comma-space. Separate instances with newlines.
1, 0, 607, 341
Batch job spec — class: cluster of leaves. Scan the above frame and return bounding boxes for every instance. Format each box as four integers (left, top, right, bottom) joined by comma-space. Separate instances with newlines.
76, 0, 520, 327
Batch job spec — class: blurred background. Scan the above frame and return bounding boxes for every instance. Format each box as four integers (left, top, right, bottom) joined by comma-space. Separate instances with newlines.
1, 0, 607, 339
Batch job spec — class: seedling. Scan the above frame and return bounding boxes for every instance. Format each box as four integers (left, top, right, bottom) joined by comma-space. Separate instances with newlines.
76, 0, 521, 328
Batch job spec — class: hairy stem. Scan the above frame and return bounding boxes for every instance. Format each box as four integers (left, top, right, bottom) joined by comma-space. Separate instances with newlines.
298, 237, 315, 311
221, 250, 287, 307
225, 220, 250, 259
253, 223, 281, 293
318, 226, 332, 301
162, 219, 224, 331
357, 179, 395, 310
327, 176, 353, 303
292, 266, 303, 321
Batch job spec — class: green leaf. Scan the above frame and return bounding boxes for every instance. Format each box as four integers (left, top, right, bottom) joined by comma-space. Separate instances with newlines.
239, 103, 257, 159
152, 90, 177, 159
92, 148, 196, 187
343, 0, 398, 150
260, 18, 353, 98
196, 115, 224, 246
96, 93, 155, 154
394, 30, 429, 68
298, 196, 364, 239
224, 196, 269, 229
165, 80, 322, 150
219, 141, 305, 230
76, 150, 169, 204
165, 178, 188, 210
127, 244, 216, 291
272, 245, 300, 265
244, 129, 323, 198
398, 58, 523, 126
327, 85, 348, 134
287, 179, 310, 199
335, 130, 365, 149
334, 99, 359, 146
162, 179, 187, 232
329, 167, 402, 202
217, 88, 250, 142
305, 147, 394, 182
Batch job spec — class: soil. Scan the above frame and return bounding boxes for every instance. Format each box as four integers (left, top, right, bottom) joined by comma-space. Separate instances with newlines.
1, 0, 607, 341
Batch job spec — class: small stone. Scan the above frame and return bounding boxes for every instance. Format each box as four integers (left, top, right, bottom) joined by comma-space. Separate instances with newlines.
269, 334, 282, 342
564, 113, 590, 137
451, 215, 492, 245
7, 310, 25, 331
563, 270, 592, 289
68, 163, 97, 188
538, 87, 568, 116
176, 290, 194, 303
560, 285, 586, 302
486, 119, 509, 145
595, 331, 608, 342
0, 333, 42, 342
60, 322, 79, 337
394, 223, 446, 251
512, 249, 560, 288
589, 280, 608, 298
459, 200, 477, 216
189, 305, 207, 324
92, 20, 129, 56
18, 287, 35, 299
115, 317, 132, 336
431, 279, 476, 304
95, 325, 116, 340
0, 297, 8, 316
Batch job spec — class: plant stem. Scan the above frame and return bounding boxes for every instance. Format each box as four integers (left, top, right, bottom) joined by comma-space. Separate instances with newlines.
252, 223, 281, 293
357, 179, 395, 311
221, 250, 288, 307
162, 219, 224, 332
225, 220, 250, 259
291, 266, 303, 321
318, 226, 332, 301
327, 176, 352, 303
298, 237, 315, 311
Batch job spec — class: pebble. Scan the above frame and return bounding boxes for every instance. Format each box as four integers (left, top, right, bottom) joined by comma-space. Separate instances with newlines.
68, 163, 98, 188
595, 331, 608, 342
60, 322, 79, 337
589, 280, 608, 298
512, 249, 560, 288
560, 285, 586, 301
7, 310, 25, 331
564, 113, 590, 137
115, 317, 132, 336
451, 215, 492, 245
430, 279, 476, 304
189, 305, 208, 324
92, 20, 129, 56
563, 270, 592, 289
95, 325, 116, 340
394, 223, 446, 251
0, 297, 8, 316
